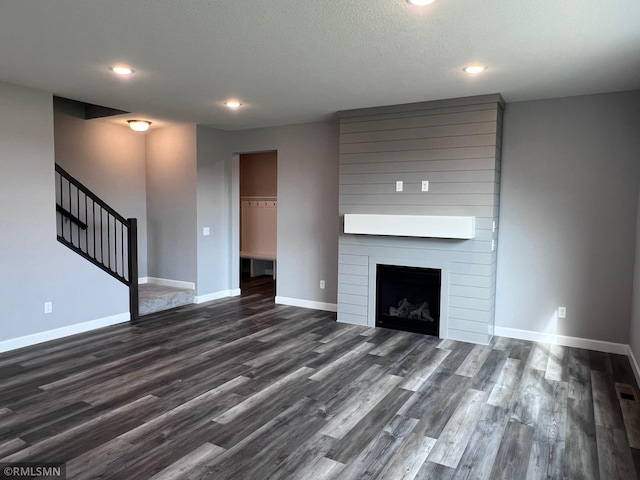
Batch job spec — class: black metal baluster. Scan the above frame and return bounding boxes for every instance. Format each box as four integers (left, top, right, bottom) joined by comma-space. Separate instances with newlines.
84, 193, 88, 253
121, 223, 125, 278
75, 184, 79, 247
60, 174, 64, 240
107, 214, 111, 269
100, 206, 104, 265
113, 217, 118, 273
92, 200, 96, 259
68, 180, 72, 244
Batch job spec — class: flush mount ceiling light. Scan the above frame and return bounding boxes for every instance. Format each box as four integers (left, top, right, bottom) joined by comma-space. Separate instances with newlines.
110, 65, 134, 75
407, 0, 437, 5
127, 120, 151, 132
463, 65, 487, 75
224, 100, 242, 109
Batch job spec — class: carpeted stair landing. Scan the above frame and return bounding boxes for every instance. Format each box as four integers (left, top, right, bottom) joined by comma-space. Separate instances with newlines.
139, 283, 195, 316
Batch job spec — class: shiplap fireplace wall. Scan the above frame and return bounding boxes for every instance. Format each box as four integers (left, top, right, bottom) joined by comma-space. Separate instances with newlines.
337, 94, 504, 345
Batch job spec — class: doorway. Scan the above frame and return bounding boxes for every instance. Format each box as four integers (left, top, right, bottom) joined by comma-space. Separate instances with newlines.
239, 151, 277, 297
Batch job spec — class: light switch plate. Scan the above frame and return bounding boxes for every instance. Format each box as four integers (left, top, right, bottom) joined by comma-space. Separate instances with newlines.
395, 181, 403, 192
203, 227, 210, 236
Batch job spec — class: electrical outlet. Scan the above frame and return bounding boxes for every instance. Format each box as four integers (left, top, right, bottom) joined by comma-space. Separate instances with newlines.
320, 280, 325, 289
558, 307, 566, 318
492, 221, 496, 233
421, 180, 429, 192
491, 240, 496, 252
44, 302, 53, 314
395, 181, 403, 192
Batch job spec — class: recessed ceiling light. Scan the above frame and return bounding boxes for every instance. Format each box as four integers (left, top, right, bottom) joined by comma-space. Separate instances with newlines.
225, 100, 242, 109
463, 65, 487, 75
110, 65, 134, 75
127, 120, 151, 132
407, 0, 437, 5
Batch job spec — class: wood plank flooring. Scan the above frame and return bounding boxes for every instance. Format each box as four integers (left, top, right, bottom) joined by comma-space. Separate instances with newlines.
1, 281, 639, 479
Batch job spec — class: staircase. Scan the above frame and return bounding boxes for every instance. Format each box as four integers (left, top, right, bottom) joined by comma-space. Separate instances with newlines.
55, 164, 198, 318
55, 164, 139, 320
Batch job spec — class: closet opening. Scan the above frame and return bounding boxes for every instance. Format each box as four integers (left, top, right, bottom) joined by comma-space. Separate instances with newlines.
239, 151, 277, 297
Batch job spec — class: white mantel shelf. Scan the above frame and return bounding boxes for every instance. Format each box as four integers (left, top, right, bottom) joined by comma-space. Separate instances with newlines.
343, 214, 476, 239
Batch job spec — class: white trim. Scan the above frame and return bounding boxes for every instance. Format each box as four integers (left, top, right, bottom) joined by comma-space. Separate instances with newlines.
231, 153, 241, 296
0, 313, 130, 353
195, 289, 242, 304
138, 277, 149, 284
628, 345, 640, 387
275, 296, 338, 312
495, 326, 629, 355
146, 277, 195, 290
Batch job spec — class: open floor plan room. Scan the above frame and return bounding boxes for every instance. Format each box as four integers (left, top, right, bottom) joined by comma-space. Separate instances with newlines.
1, 289, 639, 480
2, 2, 640, 479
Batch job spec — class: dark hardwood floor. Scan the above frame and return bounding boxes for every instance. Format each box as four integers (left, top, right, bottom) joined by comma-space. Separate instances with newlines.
240, 274, 276, 297
1, 284, 639, 479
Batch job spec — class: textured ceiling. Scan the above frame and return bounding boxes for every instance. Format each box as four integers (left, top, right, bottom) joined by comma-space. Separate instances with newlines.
1, 0, 639, 130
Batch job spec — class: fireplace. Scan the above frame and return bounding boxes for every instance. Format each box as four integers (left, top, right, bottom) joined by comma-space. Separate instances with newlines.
338, 95, 502, 344
376, 264, 441, 336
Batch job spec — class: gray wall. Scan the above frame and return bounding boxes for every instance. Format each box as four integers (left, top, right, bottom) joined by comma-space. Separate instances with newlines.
496, 91, 640, 344
53, 99, 148, 277
196, 125, 231, 295
336, 95, 503, 344
0, 82, 128, 344
146, 125, 198, 284
228, 122, 340, 304
5, 80, 638, 351
628, 189, 640, 360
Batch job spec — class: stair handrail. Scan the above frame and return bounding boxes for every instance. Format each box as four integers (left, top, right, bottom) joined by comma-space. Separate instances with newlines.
55, 164, 129, 225
55, 164, 139, 320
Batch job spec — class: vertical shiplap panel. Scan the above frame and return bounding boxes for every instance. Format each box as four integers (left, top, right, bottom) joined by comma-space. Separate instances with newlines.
337, 95, 504, 344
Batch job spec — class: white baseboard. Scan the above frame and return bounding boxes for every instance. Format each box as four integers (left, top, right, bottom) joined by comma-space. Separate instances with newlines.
275, 296, 338, 312
628, 345, 640, 387
195, 289, 242, 304
138, 277, 149, 284
494, 326, 629, 355
146, 277, 195, 290
0, 313, 130, 354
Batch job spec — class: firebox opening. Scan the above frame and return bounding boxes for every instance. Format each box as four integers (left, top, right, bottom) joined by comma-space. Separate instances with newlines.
376, 264, 441, 337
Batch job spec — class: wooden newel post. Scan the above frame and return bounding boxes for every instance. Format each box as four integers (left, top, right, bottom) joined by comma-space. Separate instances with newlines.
127, 218, 139, 321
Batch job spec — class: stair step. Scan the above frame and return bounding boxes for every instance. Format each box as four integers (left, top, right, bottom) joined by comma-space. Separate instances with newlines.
139, 284, 195, 316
